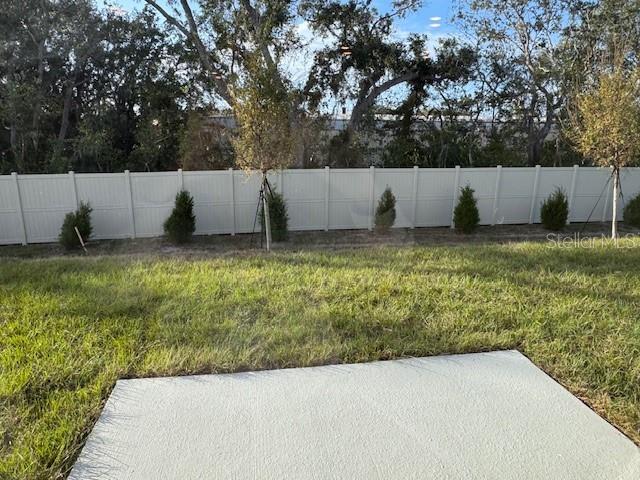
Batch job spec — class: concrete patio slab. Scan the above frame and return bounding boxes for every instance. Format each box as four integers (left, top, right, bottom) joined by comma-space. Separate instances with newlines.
69, 350, 640, 480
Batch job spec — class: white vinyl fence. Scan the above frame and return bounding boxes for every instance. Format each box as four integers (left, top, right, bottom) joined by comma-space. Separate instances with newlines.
1, 166, 639, 245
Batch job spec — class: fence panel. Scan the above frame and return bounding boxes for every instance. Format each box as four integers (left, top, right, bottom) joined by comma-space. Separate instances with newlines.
1, 166, 638, 245
459, 168, 497, 225
571, 168, 608, 222
619, 169, 640, 220
18, 174, 75, 243
0, 176, 23, 245
130, 172, 180, 237
329, 169, 370, 230
232, 172, 262, 234
282, 169, 326, 231
532, 168, 575, 223
498, 167, 537, 224
414, 168, 456, 227
76, 173, 131, 239
375, 169, 414, 228
183, 171, 234, 235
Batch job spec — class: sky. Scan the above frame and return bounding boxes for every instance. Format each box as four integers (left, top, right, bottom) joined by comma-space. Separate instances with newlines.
104, 0, 460, 42
103, 0, 461, 108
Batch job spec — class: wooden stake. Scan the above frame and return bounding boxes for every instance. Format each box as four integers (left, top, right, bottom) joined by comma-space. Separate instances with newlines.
74, 226, 88, 254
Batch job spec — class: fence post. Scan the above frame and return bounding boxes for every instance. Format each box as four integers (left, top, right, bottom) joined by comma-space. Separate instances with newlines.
229, 168, 236, 235
602, 166, 613, 222
11, 172, 27, 245
411, 166, 419, 228
567, 164, 579, 224
124, 170, 136, 239
491, 165, 502, 225
177, 168, 184, 191
324, 166, 330, 231
450, 165, 461, 228
69, 171, 79, 208
529, 165, 541, 224
278, 170, 284, 195
368, 166, 375, 231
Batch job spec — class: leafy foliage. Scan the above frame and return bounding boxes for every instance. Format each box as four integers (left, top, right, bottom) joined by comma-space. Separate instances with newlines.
179, 111, 234, 170
260, 189, 289, 241
623, 194, 640, 228
457, 0, 566, 166
375, 187, 397, 230
3, 0, 639, 174
302, 0, 476, 154
540, 188, 568, 231
568, 67, 640, 170
453, 185, 480, 233
326, 131, 364, 167
0, 4, 189, 174
382, 136, 427, 167
164, 190, 196, 244
59, 202, 92, 250
232, 57, 295, 172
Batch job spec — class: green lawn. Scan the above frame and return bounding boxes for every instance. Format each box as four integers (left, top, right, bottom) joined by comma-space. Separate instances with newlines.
1, 241, 640, 479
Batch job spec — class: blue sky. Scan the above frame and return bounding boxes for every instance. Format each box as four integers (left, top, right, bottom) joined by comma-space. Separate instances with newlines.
104, 0, 460, 39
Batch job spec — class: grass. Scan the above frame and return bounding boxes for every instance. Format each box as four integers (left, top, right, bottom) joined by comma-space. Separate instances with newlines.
1, 240, 640, 479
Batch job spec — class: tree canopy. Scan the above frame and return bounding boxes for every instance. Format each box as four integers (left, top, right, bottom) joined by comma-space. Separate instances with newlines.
1, 0, 639, 172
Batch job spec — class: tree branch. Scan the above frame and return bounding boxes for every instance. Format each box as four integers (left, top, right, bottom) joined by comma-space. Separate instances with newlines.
349, 70, 421, 129
143, 0, 190, 37
144, 0, 233, 105
371, 0, 421, 32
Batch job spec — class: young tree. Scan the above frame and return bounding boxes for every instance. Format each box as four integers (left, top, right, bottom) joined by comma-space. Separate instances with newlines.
144, 0, 325, 167
232, 57, 295, 250
567, 67, 640, 238
453, 185, 480, 233
375, 187, 396, 231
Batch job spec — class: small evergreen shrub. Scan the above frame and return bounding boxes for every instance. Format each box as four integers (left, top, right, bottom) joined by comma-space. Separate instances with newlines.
540, 188, 568, 231
375, 187, 396, 230
623, 193, 640, 228
453, 185, 480, 234
164, 190, 196, 244
261, 189, 288, 241
59, 202, 93, 250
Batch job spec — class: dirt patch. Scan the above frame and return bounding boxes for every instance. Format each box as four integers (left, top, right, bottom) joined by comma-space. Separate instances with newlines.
1, 222, 639, 259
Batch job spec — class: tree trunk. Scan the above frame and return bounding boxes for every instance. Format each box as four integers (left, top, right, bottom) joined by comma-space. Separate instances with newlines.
262, 173, 272, 251
611, 168, 619, 239
58, 80, 74, 143
31, 38, 47, 152
527, 140, 538, 167
10, 123, 17, 154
